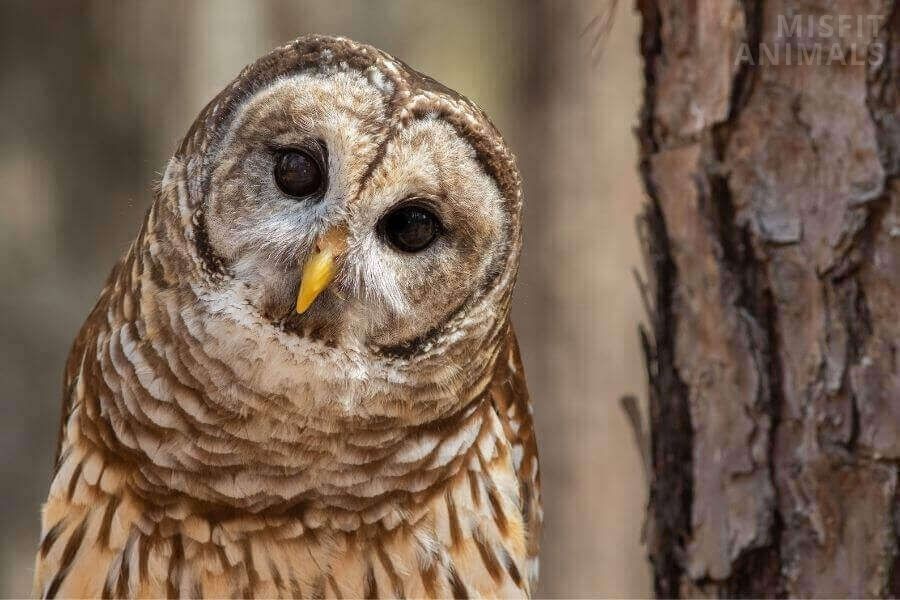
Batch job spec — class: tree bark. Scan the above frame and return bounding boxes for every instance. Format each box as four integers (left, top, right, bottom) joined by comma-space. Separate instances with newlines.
638, 0, 900, 596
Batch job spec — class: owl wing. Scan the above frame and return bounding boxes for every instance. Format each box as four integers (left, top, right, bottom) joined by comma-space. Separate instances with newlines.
489, 326, 542, 588
54, 260, 121, 464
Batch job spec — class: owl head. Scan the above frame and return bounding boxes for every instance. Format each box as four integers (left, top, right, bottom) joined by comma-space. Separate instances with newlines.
172, 36, 522, 354
149, 36, 522, 423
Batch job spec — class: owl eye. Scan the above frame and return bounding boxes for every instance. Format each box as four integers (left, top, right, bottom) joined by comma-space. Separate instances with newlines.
274, 149, 325, 198
379, 204, 441, 253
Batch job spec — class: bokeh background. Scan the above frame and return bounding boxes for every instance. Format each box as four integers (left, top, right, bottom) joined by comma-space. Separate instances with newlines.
0, 1, 649, 597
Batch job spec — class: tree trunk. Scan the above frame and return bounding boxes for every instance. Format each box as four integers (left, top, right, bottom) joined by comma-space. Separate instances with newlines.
637, 0, 900, 596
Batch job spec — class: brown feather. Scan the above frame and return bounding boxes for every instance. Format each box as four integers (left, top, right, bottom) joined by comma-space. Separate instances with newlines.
35, 34, 538, 599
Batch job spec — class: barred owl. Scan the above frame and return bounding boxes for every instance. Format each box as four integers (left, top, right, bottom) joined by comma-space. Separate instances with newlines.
34, 35, 540, 599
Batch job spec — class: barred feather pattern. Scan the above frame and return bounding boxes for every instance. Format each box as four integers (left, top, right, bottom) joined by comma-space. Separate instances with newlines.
34, 36, 540, 599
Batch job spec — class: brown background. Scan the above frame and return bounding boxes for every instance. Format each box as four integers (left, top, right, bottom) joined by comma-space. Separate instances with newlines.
0, 2, 649, 596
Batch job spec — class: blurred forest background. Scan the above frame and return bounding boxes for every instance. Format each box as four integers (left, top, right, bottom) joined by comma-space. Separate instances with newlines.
0, 1, 648, 596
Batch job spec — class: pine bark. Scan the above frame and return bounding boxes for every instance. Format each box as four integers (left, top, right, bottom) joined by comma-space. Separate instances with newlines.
637, 0, 900, 596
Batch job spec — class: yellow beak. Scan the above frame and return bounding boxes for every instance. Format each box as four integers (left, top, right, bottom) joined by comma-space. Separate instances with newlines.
295, 226, 347, 314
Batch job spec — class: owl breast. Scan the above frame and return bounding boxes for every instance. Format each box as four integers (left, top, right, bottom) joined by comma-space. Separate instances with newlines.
35, 398, 531, 599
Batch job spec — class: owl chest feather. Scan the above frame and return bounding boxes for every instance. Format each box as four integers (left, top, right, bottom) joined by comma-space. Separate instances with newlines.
35, 401, 530, 600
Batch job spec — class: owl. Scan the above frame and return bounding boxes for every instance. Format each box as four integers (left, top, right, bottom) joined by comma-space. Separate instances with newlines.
34, 35, 540, 599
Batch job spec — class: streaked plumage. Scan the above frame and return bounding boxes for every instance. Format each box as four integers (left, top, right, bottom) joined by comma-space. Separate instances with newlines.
35, 35, 540, 599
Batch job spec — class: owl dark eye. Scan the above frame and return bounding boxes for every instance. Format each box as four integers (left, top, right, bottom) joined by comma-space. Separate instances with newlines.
379, 204, 441, 253
274, 149, 324, 198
